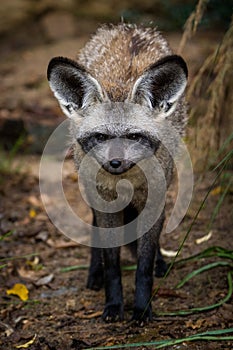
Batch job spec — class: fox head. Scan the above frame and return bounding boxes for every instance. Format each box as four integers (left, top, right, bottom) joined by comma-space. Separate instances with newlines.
47, 55, 188, 175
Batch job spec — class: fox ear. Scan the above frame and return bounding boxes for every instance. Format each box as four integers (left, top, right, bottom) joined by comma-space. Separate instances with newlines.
47, 56, 106, 117
130, 55, 188, 116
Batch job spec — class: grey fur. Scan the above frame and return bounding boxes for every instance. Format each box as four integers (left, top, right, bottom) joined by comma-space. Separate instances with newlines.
47, 23, 188, 324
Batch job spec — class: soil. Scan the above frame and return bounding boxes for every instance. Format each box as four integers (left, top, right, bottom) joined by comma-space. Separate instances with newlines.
0, 159, 232, 350
0, 3, 233, 350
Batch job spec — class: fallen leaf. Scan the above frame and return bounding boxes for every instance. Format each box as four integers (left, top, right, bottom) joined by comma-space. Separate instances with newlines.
29, 209, 36, 218
66, 299, 76, 310
160, 248, 178, 257
27, 195, 42, 207
26, 256, 42, 270
35, 273, 54, 286
36, 231, 49, 241
0, 321, 14, 337
75, 310, 102, 319
17, 266, 39, 281
47, 238, 78, 248
185, 318, 205, 329
36, 213, 49, 221
7, 283, 29, 301
210, 186, 222, 196
80, 298, 92, 308
22, 320, 33, 331
15, 334, 37, 348
195, 231, 212, 244
105, 338, 115, 346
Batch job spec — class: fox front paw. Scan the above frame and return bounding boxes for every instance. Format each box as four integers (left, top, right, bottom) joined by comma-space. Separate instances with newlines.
102, 304, 124, 322
132, 306, 152, 326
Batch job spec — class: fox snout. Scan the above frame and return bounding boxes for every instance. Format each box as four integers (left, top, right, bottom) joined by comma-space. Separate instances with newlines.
79, 134, 157, 175
96, 137, 136, 174
103, 158, 135, 175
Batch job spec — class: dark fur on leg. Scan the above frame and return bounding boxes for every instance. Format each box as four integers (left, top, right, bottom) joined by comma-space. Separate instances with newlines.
133, 213, 165, 325
87, 212, 104, 290
102, 247, 124, 322
155, 244, 168, 278
87, 247, 104, 290
124, 204, 138, 258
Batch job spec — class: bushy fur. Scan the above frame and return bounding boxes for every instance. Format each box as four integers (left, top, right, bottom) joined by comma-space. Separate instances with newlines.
47, 23, 188, 324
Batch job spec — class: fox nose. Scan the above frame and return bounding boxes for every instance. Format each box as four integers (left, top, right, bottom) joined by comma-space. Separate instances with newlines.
110, 159, 122, 168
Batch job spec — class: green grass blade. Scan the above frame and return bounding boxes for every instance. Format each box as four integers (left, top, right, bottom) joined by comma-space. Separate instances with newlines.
0, 264, 8, 269
207, 177, 232, 232
156, 334, 233, 349
60, 264, 137, 273
89, 340, 166, 349
0, 253, 38, 263
175, 246, 233, 265
158, 271, 232, 316
153, 159, 229, 280
190, 327, 233, 337
88, 328, 233, 349
121, 265, 137, 271
176, 261, 233, 288
60, 264, 89, 272
139, 160, 231, 319
213, 149, 233, 171
0, 231, 14, 241
215, 132, 233, 157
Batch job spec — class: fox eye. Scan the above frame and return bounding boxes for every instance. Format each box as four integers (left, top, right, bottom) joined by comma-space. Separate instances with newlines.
159, 101, 173, 113
64, 104, 73, 113
95, 133, 109, 142
128, 133, 143, 142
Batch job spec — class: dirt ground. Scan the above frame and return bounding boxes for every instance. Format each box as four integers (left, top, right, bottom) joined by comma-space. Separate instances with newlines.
0, 4, 233, 349
0, 158, 232, 350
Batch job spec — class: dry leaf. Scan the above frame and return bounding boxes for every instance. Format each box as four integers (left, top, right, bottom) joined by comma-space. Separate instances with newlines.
0, 321, 14, 337
185, 318, 205, 329
36, 231, 48, 241
35, 274, 54, 286
27, 195, 42, 207
210, 186, 222, 196
17, 266, 39, 281
26, 256, 40, 269
36, 213, 49, 221
66, 299, 76, 310
160, 248, 178, 257
7, 283, 29, 301
47, 238, 78, 248
22, 320, 34, 331
195, 231, 212, 244
15, 334, 37, 348
105, 338, 115, 346
75, 310, 102, 319
29, 209, 36, 218
80, 298, 92, 308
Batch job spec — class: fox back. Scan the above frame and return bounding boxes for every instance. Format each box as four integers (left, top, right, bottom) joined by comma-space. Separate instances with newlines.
78, 24, 172, 101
